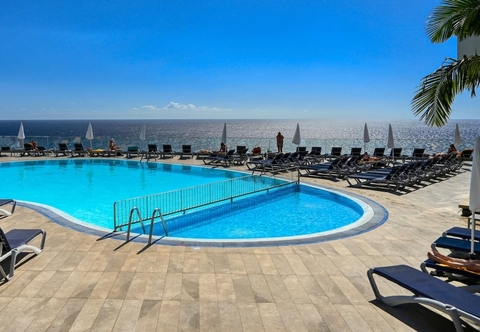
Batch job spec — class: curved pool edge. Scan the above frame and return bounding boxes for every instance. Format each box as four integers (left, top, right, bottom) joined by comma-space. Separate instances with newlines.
17, 182, 388, 248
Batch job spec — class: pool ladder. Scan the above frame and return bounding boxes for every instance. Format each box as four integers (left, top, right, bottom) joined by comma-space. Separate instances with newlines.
125, 207, 168, 244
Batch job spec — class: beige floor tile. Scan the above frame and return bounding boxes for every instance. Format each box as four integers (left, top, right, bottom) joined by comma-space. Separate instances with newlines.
18, 270, 55, 298
182, 273, 200, 301
276, 302, 309, 332
54, 271, 87, 298
90, 299, 123, 332
6, 297, 50, 332
241, 253, 263, 274
200, 301, 221, 332
178, 301, 200, 331
133, 299, 162, 331
90, 271, 119, 299
228, 253, 247, 274
108, 271, 135, 299
25, 297, 69, 331
231, 274, 256, 303
125, 271, 151, 299
71, 271, 103, 299
264, 275, 293, 303
47, 298, 86, 332
157, 300, 180, 332
144, 272, 166, 300
216, 273, 236, 302
219, 301, 243, 332
113, 299, 143, 332
199, 273, 217, 301
238, 303, 264, 332
163, 272, 183, 301
248, 274, 273, 303
0, 296, 32, 329
69, 298, 105, 332
295, 303, 328, 332
257, 303, 286, 331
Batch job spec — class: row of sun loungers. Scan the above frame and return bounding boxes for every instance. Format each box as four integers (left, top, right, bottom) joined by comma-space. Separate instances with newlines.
369, 224, 480, 331
344, 153, 465, 192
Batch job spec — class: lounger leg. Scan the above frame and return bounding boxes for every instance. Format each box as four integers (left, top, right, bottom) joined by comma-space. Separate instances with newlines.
0, 209, 11, 217
8, 250, 18, 280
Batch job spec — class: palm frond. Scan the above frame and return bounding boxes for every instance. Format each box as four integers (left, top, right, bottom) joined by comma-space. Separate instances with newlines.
411, 55, 480, 127
426, 0, 480, 43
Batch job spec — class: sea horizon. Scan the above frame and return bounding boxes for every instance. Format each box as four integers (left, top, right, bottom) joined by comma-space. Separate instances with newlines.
1, 118, 479, 156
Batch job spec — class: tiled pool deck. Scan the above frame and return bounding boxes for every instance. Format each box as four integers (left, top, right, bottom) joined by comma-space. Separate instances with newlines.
0, 155, 477, 331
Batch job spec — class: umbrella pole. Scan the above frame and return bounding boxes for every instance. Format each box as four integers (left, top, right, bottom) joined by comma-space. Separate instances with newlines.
472, 212, 476, 256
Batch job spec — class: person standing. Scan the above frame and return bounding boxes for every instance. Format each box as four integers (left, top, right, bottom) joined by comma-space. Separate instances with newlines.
276, 132, 284, 153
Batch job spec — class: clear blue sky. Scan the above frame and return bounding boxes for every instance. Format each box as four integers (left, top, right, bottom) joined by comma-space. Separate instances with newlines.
1, 1, 474, 121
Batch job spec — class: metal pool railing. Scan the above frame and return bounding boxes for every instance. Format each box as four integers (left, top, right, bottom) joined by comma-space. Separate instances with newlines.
113, 174, 297, 233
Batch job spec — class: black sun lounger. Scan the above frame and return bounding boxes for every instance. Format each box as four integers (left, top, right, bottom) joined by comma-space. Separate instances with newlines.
297, 158, 344, 179
203, 149, 236, 166
0, 227, 46, 281
345, 166, 404, 191
0, 199, 16, 216
368, 264, 480, 332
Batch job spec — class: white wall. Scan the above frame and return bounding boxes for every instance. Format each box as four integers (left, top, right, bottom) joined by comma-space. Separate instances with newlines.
458, 35, 480, 59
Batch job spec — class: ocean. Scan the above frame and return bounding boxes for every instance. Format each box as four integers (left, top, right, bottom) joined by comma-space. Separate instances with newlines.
0, 119, 479, 156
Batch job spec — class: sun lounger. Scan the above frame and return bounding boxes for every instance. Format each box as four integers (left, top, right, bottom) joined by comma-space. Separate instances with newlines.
368, 264, 480, 332
349, 147, 362, 156
305, 147, 323, 163
0, 199, 16, 217
21, 143, 38, 156
0, 147, 12, 157
54, 143, 70, 157
298, 157, 345, 179
420, 259, 480, 287
142, 144, 163, 160
233, 146, 249, 164
325, 147, 342, 160
179, 145, 194, 159
388, 148, 403, 163
0, 227, 46, 281
126, 146, 140, 158
402, 148, 427, 161
443, 227, 480, 241
203, 149, 236, 166
161, 144, 175, 158
371, 147, 386, 158
346, 165, 405, 191
246, 153, 285, 173
431, 236, 480, 256
71, 143, 88, 157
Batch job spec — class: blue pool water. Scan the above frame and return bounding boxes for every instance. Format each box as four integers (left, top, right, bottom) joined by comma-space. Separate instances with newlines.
141, 185, 364, 239
0, 159, 371, 242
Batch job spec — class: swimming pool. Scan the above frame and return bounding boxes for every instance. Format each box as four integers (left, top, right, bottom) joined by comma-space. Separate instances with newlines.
1, 159, 387, 246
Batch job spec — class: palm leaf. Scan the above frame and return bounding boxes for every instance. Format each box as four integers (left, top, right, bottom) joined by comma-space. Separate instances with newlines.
412, 55, 480, 127
426, 0, 480, 43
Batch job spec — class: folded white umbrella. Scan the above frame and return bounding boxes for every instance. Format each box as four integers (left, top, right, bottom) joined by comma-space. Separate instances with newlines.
455, 124, 462, 146
86, 122, 94, 149
292, 123, 301, 147
363, 123, 370, 153
387, 124, 395, 149
17, 122, 25, 147
221, 123, 227, 145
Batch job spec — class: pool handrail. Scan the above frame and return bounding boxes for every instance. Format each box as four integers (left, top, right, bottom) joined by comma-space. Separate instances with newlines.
113, 174, 296, 233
